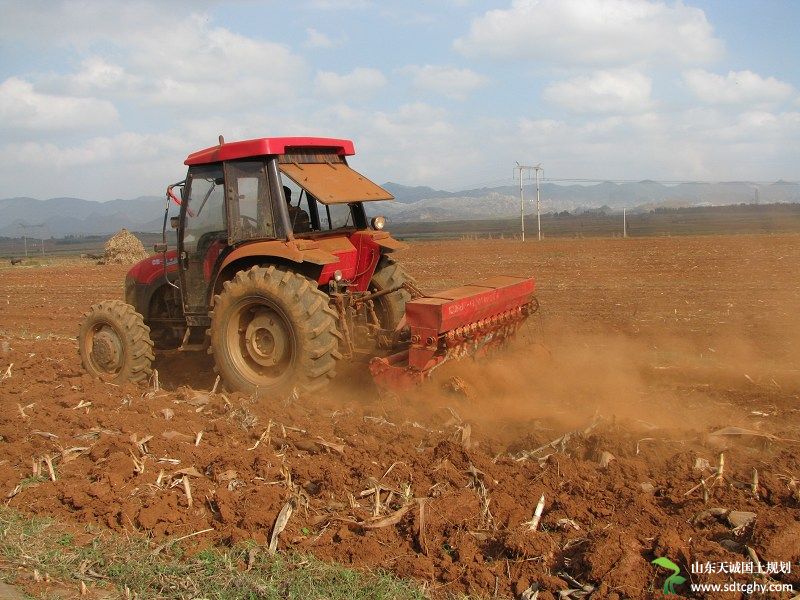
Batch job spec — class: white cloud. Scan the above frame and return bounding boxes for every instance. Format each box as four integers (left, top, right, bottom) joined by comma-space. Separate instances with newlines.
305, 27, 335, 48
69, 57, 131, 92
314, 68, 387, 98
715, 110, 800, 145
307, 0, 371, 9
125, 15, 306, 110
277, 101, 483, 186
0, 5, 310, 196
683, 69, 795, 106
454, 0, 723, 66
0, 132, 181, 169
14, 10, 307, 114
543, 69, 652, 113
401, 65, 488, 99
0, 2, 199, 47
0, 77, 118, 132
0, 130, 191, 200
514, 107, 800, 181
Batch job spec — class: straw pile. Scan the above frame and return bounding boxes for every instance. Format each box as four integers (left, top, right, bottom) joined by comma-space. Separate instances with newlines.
100, 228, 148, 264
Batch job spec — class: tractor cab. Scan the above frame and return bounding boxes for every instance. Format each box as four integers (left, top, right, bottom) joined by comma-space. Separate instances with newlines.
171, 137, 394, 316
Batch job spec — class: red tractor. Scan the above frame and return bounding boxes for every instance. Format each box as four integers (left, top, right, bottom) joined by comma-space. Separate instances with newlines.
78, 136, 537, 396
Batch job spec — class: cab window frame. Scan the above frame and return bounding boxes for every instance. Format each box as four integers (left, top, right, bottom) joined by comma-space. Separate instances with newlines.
223, 158, 277, 244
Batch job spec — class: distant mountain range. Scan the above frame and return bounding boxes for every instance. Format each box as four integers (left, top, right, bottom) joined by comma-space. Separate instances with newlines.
0, 196, 165, 237
2, 181, 798, 237
379, 180, 800, 223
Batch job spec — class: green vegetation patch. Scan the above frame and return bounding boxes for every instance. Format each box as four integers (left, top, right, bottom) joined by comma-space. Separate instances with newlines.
0, 507, 426, 600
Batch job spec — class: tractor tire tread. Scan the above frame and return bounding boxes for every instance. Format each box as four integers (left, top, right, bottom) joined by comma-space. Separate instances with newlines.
370, 256, 416, 331
209, 266, 340, 396
77, 300, 154, 384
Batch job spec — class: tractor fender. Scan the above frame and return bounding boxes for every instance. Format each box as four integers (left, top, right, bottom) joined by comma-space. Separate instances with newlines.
127, 250, 179, 286
212, 239, 341, 298
217, 239, 342, 271
125, 252, 179, 318
362, 231, 408, 252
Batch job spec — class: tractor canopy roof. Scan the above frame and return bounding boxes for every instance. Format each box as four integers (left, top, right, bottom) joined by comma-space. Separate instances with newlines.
185, 136, 393, 204
185, 137, 355, 166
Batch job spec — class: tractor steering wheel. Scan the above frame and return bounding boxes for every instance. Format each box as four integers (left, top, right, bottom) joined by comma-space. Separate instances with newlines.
241, 214, 258, 233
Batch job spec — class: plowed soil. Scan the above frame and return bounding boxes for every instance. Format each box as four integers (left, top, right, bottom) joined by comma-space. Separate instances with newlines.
1, 234, 799, 599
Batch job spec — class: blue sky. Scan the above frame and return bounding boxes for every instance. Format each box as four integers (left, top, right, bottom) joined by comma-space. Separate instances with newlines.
0, 0, 798, 200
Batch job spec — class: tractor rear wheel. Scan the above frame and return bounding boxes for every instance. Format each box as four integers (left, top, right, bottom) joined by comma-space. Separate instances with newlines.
209, 266, 341, 397
78, 300, 154, 384
370, 256, 416, 330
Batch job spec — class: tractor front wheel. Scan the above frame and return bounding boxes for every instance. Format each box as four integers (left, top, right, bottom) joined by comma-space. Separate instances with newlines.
209, 266, 341, 397
78, 300, 154, 384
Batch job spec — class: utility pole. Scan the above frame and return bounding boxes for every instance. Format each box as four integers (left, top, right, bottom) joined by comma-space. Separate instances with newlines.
514, 163, 543, 241
515, 162, 525, 241
534, 165, 543, 241
623, 208, 627, 238
18, 222, 47, 258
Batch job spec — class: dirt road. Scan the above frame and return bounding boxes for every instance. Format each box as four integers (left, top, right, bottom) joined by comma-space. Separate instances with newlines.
1, 234, 799, 598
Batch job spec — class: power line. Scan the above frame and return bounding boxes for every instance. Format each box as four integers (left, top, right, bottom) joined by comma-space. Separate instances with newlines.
453, 176, 799, 190
541, 177, 800, 185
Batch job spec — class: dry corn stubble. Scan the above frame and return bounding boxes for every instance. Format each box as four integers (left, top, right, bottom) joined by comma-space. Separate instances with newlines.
2, 235, 800, 599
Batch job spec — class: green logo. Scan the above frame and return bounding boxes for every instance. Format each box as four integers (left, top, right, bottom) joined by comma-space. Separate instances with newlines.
652, 557, 686, 595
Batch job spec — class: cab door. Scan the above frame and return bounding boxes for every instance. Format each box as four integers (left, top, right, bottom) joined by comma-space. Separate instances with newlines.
224, 159, 276, 244
178, 164, 226, 313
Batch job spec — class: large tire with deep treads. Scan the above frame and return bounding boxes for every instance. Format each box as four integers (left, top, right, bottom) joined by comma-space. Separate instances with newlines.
370, 256, 416, 330
78, 300, 154, 384
209, 266, 342, 397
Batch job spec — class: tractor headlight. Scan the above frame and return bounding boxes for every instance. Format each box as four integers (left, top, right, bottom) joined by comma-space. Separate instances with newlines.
371, 216, 386, 230
333, 270, 343, 282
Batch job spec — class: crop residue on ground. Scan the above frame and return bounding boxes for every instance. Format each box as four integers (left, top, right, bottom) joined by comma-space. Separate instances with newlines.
1, 234, 799, 599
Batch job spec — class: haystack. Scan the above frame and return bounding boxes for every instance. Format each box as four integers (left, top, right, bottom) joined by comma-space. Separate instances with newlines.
101, 228, 148, 264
